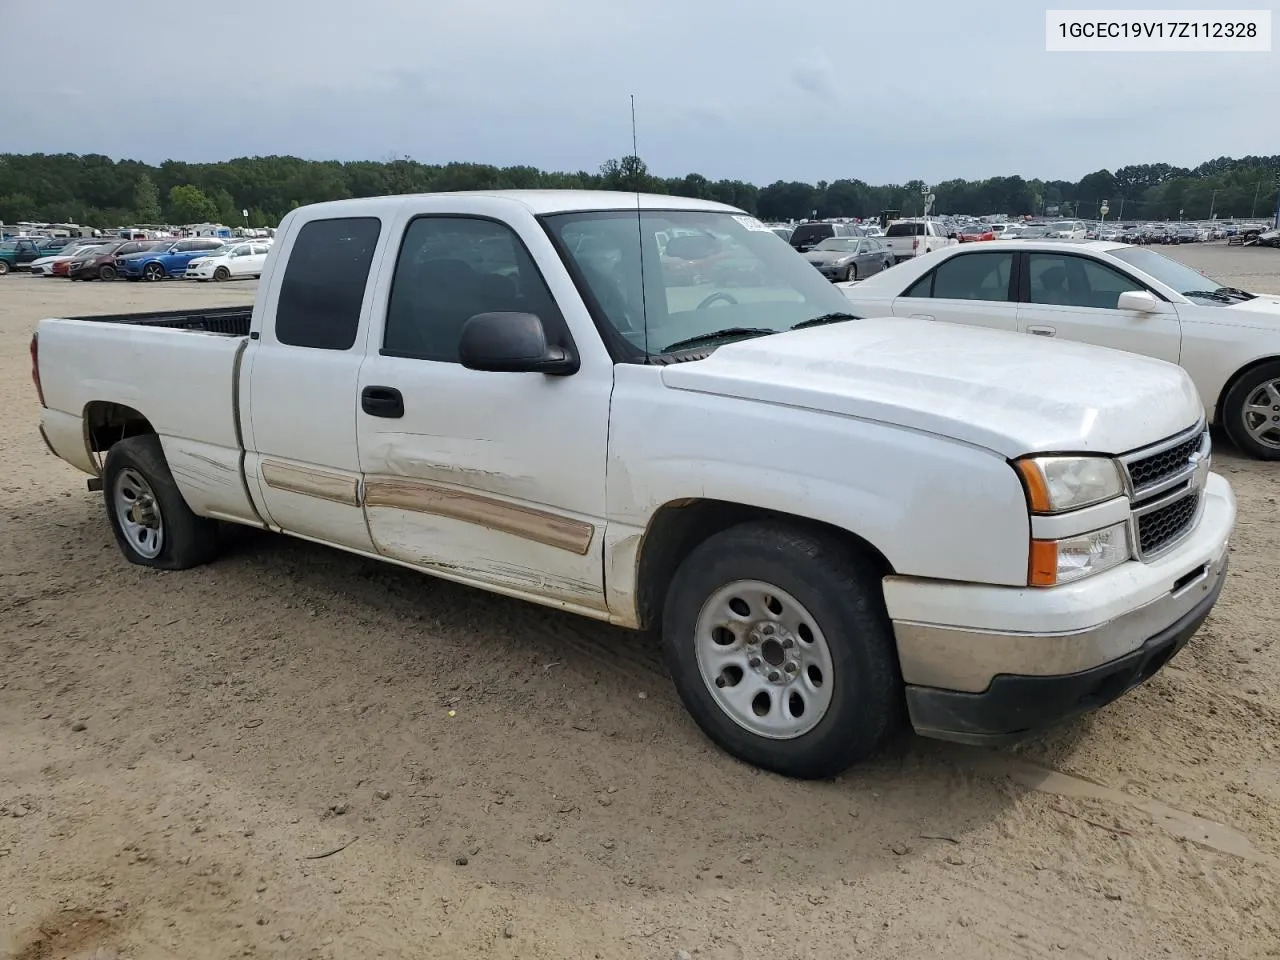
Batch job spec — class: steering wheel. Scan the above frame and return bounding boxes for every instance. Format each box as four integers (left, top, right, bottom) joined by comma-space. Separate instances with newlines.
697, 291, 739, 309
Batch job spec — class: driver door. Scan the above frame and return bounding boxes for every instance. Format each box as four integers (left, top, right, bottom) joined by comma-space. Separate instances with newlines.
356, 209, 612, 613
1016, 251, 1181, 363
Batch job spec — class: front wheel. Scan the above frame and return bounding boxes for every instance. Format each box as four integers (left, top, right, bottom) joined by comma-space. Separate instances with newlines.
103, 435, 221, 569
143, 262, 166, 281
662, 521, 901, 779
99, 264, 116, 281
0, 260, 10, 275
213, 266, 230, 281
843, 264, 858, 282
1223, 361, 1280, 460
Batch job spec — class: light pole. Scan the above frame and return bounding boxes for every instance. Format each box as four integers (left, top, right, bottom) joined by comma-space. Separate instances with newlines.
1100, 200, 1109, 234
1253, 180, 1263, 218
1208, 189, 1218, 221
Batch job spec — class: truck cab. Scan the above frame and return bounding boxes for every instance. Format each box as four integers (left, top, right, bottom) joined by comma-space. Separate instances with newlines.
0, 237, 47, 274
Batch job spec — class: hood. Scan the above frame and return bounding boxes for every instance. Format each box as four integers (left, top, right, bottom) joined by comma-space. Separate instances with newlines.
1225, 293, 1280, 317
659, 318, 1203, 458
803, 251, 851, 264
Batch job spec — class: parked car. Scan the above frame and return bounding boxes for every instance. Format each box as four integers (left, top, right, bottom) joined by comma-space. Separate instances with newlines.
31, 190, 1233, 780
1046, 220, 1088, 239
883, 220, 957, 263
117, 238, 227, 281
957, 224, 997, 243
0, 237, 49, 274
67, 240, 164, 281
185, 239, 273, 281
802, 236, 893, 281
788, 220, 861, 253
29, 242, 107, 277
838, 238, 1280, 459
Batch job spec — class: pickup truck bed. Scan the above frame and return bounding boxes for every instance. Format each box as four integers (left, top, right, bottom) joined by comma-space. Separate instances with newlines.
67, 306, 253, 336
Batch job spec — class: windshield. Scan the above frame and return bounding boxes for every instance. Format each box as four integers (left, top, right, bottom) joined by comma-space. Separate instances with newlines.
813, 238, 859, 252
1109, 247, 1226, 297
543, 210, 858, 359
1050, 222, 1076, 232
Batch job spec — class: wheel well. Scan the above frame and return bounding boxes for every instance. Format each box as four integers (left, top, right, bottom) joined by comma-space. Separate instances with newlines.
84, 402, 156, 465
1215, 356, 1280, 425
633, 499, 893, 631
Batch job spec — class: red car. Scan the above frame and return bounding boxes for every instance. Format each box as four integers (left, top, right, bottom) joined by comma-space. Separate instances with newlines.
957, 225, 997, 243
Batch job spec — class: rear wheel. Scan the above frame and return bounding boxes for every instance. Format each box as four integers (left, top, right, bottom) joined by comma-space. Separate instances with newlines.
661, 520, 901, 779
1223, 361, 1280, 460
213, 266, 230, 281
98, 264, 116, 281
102, 435, 220, 569
143, 262, 166, 281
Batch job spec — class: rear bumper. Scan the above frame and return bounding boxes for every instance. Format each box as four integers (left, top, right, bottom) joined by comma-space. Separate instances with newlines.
904, 550, 1227, 745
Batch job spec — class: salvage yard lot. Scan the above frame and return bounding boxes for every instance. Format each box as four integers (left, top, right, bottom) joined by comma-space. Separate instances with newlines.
2, 245, 1279, 960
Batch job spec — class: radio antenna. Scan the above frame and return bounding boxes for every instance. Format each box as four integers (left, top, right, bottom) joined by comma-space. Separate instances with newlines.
631, 94, 651, 361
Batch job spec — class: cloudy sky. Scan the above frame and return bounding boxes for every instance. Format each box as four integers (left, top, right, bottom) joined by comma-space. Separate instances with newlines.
1, 0, 1275, 185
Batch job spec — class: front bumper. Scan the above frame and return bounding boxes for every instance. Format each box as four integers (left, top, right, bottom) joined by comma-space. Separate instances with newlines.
887, 471, 1235, 745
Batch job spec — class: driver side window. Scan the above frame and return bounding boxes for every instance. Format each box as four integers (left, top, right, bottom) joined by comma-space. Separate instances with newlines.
382, 216, 566, 363
1027, 253, 1143, 309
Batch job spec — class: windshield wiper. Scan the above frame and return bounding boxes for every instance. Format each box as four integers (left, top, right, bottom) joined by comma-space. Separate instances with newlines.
660, 327, 777, 353
1214, 285, 1256, 300
791, 312, 861, 331
1181, 290, 1235, 303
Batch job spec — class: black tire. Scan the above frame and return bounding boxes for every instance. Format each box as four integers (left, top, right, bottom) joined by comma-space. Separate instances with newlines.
844, 264, 858, 282
1222, 360, 1280, 460
99, 264, 116, 281
661, 520, 901, 780
143, 262, 165, 281
213, 266, 230, 281
0, 260, 9, 275
102, 435, 220, 570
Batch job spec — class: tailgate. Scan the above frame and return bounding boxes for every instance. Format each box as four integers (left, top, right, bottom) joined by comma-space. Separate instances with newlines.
37, 318, 245, 452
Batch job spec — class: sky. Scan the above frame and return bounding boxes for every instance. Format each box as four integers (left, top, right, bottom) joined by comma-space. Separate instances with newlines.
1, 0, 1276, 186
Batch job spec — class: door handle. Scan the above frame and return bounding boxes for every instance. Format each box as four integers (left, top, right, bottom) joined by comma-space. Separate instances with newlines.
1026, 325, 1056, 337
910, 314, 935, 321
361, 385, 404, 418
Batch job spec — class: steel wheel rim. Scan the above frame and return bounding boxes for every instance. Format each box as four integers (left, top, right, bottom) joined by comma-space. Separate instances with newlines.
1242, 378, 1280, 450
694, 579, 835, 740
113, 468, 164, 559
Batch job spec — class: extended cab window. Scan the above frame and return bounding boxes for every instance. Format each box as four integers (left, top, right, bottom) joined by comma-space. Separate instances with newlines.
383, 216, 565, 363
1027, 253, 1144, 309
275, 216, 381, 351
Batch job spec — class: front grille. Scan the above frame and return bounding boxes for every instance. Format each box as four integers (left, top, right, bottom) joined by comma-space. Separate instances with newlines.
1127, 433, 1203, 493
1137, 492, 1200, 557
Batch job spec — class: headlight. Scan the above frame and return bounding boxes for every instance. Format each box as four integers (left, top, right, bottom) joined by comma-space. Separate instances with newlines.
1029, 521, 1130, 586
1014, 456, 1124, 513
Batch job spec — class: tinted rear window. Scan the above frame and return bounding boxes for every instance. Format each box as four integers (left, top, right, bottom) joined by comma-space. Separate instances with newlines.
790, 224, 834, 245
275, 217, 381, 351
886, 223, 924, 237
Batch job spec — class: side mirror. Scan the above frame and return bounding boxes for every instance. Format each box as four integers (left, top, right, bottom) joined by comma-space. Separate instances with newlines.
1117, 290, 1161, 313
458, 312, 579, 376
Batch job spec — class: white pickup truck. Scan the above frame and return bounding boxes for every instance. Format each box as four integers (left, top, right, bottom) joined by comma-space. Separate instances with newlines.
883, 219, 957, 263
31, 190, 1235, 780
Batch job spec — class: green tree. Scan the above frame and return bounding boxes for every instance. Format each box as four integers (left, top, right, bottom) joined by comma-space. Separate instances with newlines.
167, 184, 218, 224
133, 174, 161, 222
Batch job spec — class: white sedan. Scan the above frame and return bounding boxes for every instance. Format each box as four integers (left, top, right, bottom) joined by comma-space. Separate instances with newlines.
185, 239, 272, 281
837, 239, 1280, 459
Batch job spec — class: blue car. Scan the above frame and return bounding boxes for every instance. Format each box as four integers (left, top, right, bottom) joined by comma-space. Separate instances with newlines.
117, 237, 227, 281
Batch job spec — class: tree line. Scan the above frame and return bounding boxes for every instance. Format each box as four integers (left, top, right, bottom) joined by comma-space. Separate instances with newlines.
1, 151, 1277, 230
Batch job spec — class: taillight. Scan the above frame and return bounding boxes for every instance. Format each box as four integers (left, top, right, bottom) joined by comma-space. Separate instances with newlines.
30, 332, 45, 406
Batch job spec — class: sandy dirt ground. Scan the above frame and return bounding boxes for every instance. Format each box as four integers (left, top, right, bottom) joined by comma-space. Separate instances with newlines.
2, 245, 1279, 960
